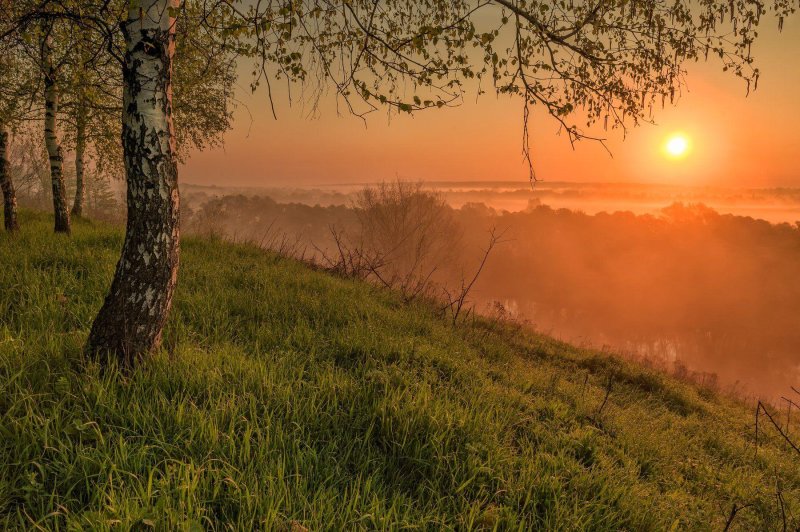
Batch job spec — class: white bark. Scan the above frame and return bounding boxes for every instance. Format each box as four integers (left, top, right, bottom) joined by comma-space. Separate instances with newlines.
87, 0, 181, 363
42, 26, 70, 233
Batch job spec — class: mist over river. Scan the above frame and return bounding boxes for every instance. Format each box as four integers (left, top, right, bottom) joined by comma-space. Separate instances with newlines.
182, 180, 800, 399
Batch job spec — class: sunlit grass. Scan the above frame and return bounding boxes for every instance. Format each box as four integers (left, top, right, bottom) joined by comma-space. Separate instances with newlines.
0, 210, 797, 529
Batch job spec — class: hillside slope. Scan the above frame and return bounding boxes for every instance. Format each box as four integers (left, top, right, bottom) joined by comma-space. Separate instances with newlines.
0, 212, 797, 530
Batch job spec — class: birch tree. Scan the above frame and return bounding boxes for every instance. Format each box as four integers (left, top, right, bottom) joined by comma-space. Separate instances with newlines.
40, 20, 71, 233
70, 44, 89, 217
1, 0, 796, 365
84, 0, 181, 361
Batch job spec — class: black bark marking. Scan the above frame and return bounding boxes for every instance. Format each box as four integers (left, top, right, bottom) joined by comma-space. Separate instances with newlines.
87, 1, 180, 366
42, 25, 70, 234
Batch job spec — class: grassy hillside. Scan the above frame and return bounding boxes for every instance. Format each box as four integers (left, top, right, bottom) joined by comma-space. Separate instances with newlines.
0, 211, 797, 530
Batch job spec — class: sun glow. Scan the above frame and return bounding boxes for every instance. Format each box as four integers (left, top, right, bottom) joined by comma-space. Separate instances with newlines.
664, 133, 691, 159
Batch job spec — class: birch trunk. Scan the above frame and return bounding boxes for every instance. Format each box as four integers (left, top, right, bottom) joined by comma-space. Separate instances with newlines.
71, 92, 86, 217
0, 128, 18, 232
42, 27, 70, 234
87, 0, 180, 365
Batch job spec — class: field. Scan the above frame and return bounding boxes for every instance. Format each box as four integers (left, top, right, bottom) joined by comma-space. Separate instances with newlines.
0, 211, 797, 530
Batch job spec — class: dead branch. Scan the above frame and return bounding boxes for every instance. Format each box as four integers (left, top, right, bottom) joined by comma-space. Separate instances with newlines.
595, 373, 614, 418
755, 401, 800, 457
444, 227, 505, 326
723, 503, 752, 532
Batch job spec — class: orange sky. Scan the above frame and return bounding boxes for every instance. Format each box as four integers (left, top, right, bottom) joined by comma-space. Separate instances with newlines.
182, 19, 800, 188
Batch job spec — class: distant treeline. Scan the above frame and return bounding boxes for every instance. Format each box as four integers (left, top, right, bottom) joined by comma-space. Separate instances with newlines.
185, 193, 800, 398
457, 202, 800, 398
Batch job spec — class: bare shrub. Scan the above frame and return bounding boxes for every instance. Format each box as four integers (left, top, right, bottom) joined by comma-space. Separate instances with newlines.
314, 225, 386, 280
352, 180, 462, 300
311, 181, 503, 320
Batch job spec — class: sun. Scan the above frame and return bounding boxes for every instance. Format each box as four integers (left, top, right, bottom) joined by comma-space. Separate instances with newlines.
663, 133, 691, 159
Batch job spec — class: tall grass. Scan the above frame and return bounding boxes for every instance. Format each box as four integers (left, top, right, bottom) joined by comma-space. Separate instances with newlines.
0, 211, 797, 530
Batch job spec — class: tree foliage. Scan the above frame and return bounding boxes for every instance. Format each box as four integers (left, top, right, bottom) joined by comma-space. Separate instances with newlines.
200, 0, 798, 174
0, 0, 238, 177
4, 0, 797, 174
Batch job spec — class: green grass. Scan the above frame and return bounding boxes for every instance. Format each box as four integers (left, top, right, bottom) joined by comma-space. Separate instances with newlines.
0, 210, 797, 530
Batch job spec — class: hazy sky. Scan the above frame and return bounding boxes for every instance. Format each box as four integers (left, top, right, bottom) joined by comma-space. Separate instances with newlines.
182, 15, 800, 189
